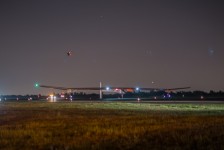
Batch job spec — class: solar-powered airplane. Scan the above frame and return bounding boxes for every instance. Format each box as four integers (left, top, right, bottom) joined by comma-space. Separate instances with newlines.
35, 83, 190, 99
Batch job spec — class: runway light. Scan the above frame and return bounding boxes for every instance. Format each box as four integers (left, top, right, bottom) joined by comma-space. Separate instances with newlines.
48, 95, 56, 102
137, 98, 140, 102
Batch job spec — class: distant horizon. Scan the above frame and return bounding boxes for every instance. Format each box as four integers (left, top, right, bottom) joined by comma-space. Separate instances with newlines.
1, 87, 224, 96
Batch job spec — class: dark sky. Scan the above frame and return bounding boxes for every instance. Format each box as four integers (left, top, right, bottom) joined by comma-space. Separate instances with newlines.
0, 0, 224, 95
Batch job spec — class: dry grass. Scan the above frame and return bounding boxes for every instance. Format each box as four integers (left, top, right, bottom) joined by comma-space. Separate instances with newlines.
0, 101, 224, 149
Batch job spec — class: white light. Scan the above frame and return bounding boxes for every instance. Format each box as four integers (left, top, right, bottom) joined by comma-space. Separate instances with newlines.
136, 87, 139, 91
48, 95, 57, 102
106, 87, 110, 91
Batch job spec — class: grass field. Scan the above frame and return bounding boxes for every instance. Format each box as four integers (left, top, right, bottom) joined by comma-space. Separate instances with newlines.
0, 101, 224, 149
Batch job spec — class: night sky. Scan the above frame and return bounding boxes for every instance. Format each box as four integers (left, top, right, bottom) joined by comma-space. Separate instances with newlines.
1, 0, 224, 95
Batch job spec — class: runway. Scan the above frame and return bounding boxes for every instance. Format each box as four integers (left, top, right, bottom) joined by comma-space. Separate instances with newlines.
127, 100, 224, 104
54, 99, 224, 104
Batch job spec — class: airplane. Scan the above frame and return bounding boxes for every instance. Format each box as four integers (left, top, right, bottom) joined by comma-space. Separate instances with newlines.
67, 51, 72, 56
35, 83, 190, 99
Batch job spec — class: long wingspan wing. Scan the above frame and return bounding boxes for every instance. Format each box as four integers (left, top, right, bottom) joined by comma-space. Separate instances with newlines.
164, 87, 191, 91
38, 84, 190, 91
39, 85, 101, 90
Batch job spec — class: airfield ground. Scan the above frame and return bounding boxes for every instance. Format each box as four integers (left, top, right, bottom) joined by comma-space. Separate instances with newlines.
0, 101, 224, 149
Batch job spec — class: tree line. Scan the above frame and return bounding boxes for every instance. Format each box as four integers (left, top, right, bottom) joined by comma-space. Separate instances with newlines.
1, 90, 224, 100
